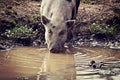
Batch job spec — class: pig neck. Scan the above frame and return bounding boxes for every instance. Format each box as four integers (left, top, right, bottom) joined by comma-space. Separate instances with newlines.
50, 0, 72, 23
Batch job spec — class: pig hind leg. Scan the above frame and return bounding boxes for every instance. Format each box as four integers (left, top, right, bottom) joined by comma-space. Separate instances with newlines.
71, 0, 80, 19
76, 0, 80, 14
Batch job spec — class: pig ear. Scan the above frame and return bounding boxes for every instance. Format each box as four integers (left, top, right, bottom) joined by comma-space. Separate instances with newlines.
41, 16, 50, 25
66, 20, 75, 28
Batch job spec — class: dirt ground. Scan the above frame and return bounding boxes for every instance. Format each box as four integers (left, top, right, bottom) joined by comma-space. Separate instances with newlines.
0, 0, 117, 22
0, 0, 42, 23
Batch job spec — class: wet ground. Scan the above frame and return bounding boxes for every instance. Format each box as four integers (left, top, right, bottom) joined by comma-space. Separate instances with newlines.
0, 47, 120, 80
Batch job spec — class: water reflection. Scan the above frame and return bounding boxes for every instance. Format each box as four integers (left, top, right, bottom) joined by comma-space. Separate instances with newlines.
0, 47, 120, 80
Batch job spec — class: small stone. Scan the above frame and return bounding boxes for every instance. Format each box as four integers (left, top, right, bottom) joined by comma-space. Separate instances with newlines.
7, 6, 12, 9
24, 77, 29, 80
92, 64, 97, 69
90, 60, 96, 65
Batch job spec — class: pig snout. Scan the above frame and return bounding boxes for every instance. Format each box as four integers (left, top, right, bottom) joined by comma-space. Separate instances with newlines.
49, 43, 65, 53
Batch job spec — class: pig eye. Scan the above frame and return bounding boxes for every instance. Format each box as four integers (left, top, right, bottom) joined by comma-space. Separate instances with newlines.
48, 29, 53, 34
59, 30, 65, 36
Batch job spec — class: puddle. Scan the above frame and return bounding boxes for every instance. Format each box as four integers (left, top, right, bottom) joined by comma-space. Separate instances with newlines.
0, 47, 45, 79
74, 47, 120, 80
0, 47, 120, 80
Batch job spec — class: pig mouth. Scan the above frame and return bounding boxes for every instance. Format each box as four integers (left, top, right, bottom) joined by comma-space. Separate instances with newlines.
50, 47, 66, 53
48, 42, 66, 53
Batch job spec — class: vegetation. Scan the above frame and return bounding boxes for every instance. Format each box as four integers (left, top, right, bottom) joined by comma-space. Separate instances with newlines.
0, 0, 3, 3
5, 9, 17, 15
90, 23, 116, 36
3, 25, 38, 39
81, 0, 98, 4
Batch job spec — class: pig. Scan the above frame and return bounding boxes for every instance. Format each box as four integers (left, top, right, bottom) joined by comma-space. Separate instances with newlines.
40, 0, 80, 53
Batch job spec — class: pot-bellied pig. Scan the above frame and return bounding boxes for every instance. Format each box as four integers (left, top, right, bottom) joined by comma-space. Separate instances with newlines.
40, 0, 80, 53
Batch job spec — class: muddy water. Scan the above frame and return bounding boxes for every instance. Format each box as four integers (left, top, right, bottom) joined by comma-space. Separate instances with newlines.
0, 47, 75, 80
0, 47, 120, 80
0, 47, 46, 79
46, 53, 75, 80
74, 47, 120, 80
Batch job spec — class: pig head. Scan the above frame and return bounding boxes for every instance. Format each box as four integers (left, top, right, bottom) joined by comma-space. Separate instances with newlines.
40, 0, 80, 53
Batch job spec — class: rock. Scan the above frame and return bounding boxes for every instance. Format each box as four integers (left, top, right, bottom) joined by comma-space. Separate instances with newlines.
0, 44, 7, 50
0, 44, 13, 51
6, 6, 12, 9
